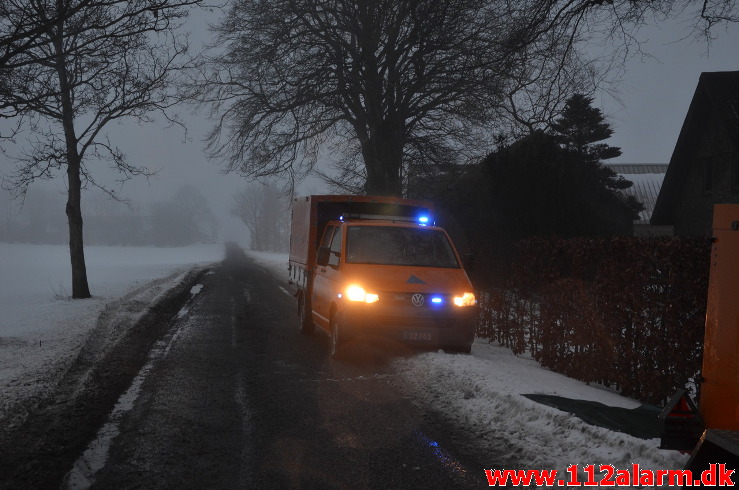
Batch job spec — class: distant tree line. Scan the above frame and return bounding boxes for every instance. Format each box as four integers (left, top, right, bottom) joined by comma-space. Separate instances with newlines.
0, 185, 218, 246
230, 183, 290, 253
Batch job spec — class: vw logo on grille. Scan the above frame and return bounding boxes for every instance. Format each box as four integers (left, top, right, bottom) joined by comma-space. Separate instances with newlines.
411, 293, 425, 307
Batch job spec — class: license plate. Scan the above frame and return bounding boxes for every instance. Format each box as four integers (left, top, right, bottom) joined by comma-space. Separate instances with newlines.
402, 331, 433, 342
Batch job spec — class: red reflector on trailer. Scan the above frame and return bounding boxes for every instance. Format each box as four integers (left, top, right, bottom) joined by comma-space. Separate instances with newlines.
659, 389, 704, 451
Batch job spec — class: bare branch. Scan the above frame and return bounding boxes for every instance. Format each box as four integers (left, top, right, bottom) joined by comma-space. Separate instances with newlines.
192, 0, 605, 196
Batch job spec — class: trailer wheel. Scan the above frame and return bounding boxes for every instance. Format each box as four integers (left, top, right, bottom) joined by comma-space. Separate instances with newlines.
298, 292, 315, 335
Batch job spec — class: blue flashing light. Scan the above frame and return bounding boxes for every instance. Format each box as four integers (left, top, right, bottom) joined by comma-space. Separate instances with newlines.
430, 296, 443, 304
418, 215, 430, 226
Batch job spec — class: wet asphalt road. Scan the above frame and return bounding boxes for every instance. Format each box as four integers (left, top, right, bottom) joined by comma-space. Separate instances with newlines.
76, 244, 491, 489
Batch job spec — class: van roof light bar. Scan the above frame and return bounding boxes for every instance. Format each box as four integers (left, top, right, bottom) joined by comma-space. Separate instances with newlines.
340, 213, 434, 225
341, 213, 414, 221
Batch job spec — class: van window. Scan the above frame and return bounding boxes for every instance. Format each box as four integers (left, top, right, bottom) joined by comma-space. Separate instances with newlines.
328, 227, 342, 267
346, 226, 459, 268
320, 225, 335, 248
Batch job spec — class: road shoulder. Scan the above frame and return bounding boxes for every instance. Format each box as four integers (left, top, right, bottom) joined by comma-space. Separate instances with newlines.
0, 266, 210, 488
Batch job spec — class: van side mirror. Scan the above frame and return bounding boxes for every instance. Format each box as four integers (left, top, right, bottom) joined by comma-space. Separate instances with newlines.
463, 253, 475, 272
317, 246, 331, 266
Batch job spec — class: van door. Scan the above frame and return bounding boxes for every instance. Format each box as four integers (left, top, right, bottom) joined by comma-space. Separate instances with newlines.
312, 225, 342, 329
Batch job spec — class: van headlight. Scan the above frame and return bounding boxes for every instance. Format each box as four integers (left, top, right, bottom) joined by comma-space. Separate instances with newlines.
453, 292, 476, 307
345, 285, 379, 304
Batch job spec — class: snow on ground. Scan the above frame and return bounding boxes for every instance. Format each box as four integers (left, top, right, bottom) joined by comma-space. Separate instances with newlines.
1, 244, 689, 483
0, 242, 224, 422
395, 346, 689, 480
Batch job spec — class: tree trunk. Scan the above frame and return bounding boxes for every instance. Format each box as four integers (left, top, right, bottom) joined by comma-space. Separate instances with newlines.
66, 159, 91, 299
54, 15, 91, 299
361, 124, 404, 197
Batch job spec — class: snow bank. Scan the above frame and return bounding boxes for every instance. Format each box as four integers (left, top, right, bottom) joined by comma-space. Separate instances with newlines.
396, 346, 688, 480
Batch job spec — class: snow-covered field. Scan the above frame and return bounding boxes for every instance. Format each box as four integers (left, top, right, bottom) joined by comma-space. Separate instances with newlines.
0, 243, 688, 484
0, 243, 224, 424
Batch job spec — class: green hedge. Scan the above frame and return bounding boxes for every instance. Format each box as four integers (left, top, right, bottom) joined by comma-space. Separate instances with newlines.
475, 236, 711, 405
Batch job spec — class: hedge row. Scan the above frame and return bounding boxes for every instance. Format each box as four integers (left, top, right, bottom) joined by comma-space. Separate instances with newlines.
475, 236, 711, 405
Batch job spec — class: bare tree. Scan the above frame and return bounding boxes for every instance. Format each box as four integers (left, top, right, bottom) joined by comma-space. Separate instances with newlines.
195, 0, 605, 197
231, 184, 290, 252
193, 0, 738, 198
0, 0, 202, 298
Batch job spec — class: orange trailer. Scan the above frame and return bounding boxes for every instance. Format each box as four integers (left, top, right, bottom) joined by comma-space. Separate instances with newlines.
701, 204, 739, 431
663, 204, 739, 482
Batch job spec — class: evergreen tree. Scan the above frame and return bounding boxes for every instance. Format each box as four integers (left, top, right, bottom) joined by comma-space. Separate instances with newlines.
482, 130, 636, 240
550, 94, 622, 162
549, 93, 643, 222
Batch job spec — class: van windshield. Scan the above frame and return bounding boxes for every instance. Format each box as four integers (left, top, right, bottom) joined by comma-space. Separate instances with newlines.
346, 225, 459, 268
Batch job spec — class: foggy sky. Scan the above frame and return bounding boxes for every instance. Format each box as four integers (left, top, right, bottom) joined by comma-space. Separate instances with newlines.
601, 19, 739, 163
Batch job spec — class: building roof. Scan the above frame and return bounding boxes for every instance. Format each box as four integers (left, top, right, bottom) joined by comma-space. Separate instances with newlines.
606, 164, 669, 175
651, 71, 739, 225
605, 164, 668, 223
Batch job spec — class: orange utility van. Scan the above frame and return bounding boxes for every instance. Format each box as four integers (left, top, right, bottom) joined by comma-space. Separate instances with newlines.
289, 195, 477, 358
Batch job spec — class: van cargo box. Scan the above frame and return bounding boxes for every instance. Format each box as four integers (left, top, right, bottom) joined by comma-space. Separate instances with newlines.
289, 195, 433, 267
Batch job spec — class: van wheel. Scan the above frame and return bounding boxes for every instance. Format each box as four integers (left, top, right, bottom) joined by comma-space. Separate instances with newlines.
298, 293, 314, 335
330, 311, 345, 359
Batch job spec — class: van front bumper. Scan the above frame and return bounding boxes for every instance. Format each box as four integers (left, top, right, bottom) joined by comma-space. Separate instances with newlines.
338, 301, 477, 350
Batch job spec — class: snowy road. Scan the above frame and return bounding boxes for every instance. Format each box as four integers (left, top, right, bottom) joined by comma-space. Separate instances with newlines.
61, 244, 491, 488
